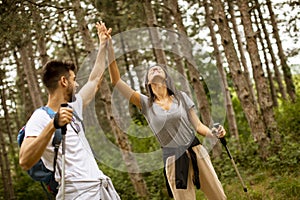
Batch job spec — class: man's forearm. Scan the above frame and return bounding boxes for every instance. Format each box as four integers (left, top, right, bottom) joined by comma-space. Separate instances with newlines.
89, 43, 107, 82
79, 41, 107, 107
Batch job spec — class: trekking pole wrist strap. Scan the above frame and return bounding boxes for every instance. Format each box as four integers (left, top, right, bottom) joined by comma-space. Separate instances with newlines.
53, 113, 61, 129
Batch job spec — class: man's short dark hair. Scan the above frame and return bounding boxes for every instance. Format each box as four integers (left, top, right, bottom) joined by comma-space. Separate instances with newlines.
42, 60, 77, 93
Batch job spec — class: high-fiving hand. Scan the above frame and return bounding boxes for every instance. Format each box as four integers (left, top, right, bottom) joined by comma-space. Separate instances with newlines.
95, 21, 112, 45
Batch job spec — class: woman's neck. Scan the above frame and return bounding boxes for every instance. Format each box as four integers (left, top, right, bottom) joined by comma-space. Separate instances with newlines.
151, 83, 168, 101
153, 86, 173, 110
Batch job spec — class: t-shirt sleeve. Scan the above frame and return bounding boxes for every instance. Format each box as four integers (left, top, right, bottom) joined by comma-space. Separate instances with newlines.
181, 91, 195, 110
69, 94, 83, 120
140, 94, 149, 116
25, 109, 52, 138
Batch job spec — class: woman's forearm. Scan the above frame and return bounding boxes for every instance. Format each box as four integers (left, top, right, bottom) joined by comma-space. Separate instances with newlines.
189, 109, 214, 137
109, 60, 121, 86
108, 39, 120, 86
107, 39, 141, 108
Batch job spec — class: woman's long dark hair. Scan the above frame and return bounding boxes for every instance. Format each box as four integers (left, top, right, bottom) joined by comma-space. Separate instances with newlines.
144, 64, 182, 108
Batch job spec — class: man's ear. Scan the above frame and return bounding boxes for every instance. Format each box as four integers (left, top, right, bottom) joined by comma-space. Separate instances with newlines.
60, 76, 68, 87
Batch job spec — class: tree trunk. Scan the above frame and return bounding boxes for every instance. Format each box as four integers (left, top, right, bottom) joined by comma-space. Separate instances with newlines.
60, 19, 79, 67
266, 0, 296, 102
227, 0, 257, 104
254, 0, 287, 102
18, 44, 43, 109
73, 1, 94, 54
99, 81, 149, 199
167, 0, 212, 127
142, 0, 167, 65
73, 1, 149, 198
0, 77, 19, 174
14, 51, 34, 120
163, 1, 192, 97
211, 0, 270, 158
31, 2, 49, 66
117, 23, 135, 88
203, 0, 240, 145
237, 0, 278, 141
253, 6, 278, 107
0, 133, 9, 200
0, 70, 16, 199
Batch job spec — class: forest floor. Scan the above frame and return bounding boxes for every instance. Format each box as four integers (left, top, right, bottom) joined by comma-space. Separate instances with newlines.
196, 168, 300, 200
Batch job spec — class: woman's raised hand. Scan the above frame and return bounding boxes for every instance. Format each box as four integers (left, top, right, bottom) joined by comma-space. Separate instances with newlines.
95, 21, 112, 44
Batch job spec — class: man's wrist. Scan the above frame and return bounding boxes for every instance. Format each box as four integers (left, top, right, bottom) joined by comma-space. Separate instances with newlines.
53, 113, 61, 129
99, 41, 106, 45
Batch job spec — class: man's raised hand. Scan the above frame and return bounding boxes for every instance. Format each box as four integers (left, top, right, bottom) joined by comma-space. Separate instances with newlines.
95, 21, 112, 45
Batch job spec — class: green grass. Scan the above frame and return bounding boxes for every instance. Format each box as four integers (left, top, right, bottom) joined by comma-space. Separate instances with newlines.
197, 169, 300, 200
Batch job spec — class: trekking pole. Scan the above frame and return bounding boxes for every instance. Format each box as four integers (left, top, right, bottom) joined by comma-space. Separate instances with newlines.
213, 123, 248, 193
60, 103, 68, 200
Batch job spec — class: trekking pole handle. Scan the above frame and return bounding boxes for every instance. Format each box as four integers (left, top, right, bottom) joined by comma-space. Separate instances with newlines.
213, 123, 227, 146
60, 103, 68, 135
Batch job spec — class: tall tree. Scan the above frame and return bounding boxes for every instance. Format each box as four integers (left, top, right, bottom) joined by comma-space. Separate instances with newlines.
236, 0, 278, 140
166, 0, 213, 126
30, 2, 49, 66
266, 0, 296, 102
254, 0, 287, 102
18, 44, 44, 108
253, 5, 278, 107
226, 0, 257, 104
0, 70, 16, 200
98, 81, 149, 199
10, 1, 44, 110
0, 76, 19, 172
142, 0, 167, 65
203, 0, 240, 143
14, 51, 34, 120
211, 0, 270, 158
162, 1, 192, 97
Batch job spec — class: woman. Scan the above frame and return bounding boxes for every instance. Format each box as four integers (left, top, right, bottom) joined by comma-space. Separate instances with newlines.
106, 30, 226, 200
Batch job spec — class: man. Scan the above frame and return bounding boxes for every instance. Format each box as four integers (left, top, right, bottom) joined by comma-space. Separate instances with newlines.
19, 22, 120, 199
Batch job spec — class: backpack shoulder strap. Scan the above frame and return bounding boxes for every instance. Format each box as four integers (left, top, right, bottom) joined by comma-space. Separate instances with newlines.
41, 106, 62, 145
41, 106, 56, 119
72, 110, 85, 132
41, 106, 62, 172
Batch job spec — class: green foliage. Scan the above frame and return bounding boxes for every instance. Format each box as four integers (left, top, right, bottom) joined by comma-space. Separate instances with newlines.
98, 163, 140, 200
203, 78, 299, 199
2, 0, 299, 198
269, 176, 300, 199
230, 90, 251, 137
13, 172, 49, 200
127, 119, 160, 153
275, 96, 300, 137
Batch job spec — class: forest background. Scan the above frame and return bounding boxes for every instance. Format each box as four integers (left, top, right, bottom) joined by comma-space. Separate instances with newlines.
0, 0, 299, 199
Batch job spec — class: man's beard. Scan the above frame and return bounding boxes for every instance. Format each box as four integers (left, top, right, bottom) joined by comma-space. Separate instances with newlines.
66, 85, 76, 102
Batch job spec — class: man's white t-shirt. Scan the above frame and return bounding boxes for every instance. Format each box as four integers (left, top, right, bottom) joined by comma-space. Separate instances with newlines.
25, 94, 104, 189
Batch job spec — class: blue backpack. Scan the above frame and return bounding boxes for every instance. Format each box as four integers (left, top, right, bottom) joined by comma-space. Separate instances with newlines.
18, 107, 62, 197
